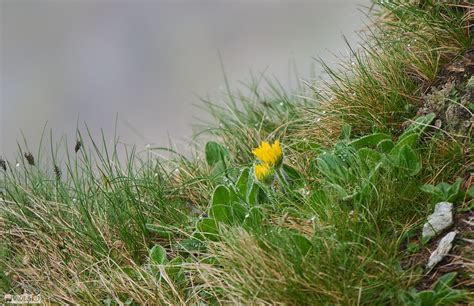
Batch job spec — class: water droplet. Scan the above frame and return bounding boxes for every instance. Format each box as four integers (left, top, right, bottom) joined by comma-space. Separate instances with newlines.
72, 198, 77, 203
351, 62, 355, 66
15, 163, 20, 168
279, 102, 284, 106
245, 213, 250, 218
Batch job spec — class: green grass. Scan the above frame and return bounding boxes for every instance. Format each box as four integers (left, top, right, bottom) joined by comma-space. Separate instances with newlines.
1, 1, 473, 304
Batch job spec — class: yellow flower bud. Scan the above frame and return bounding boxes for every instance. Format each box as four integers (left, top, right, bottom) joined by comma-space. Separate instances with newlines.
255, 163, 272, 183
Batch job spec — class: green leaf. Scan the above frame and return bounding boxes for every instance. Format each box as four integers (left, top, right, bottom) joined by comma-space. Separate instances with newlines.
391, 133, 419, 155
357, 148, 382, 165
377, 139, 395, 153
230, 202, 247, 224
196, 218, 220, 241
437, 182, 452, 197
247, 183, 260, 206
400, 113, 435, 138
349, 133, 391, 149
396, 145, 421, 176
210, 185, 231, 222
417, 290, 435, 305
236, 168, 250, 196
447, 179, 462, 202
205, 141, 227, 166
433, 272, 457, 292
149, 245, 167, 264
179, 237, 205, 252
213, 185, 231, 203
420, 184, 436, 194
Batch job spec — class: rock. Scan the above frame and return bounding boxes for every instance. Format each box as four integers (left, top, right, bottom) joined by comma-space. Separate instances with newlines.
426, 231, 457, 270
422, 202, 453, 240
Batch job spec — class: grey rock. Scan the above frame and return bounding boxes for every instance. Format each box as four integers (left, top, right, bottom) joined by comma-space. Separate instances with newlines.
426, 231, 457, 270
422, 202, 453, 239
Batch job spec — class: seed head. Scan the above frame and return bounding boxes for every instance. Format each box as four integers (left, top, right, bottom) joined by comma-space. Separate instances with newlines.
74, 140, 82, 153
24, 152, 35, 166
54, 164, 62, 180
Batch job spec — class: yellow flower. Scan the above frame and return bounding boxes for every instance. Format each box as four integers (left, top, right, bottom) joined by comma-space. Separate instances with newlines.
252, 140, 282, 167
255, 163, 272, 182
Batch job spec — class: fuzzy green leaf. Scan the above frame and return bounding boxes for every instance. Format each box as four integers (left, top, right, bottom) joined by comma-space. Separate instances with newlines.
236, 168, 250, 196
396, 145, 421, 176
205, 141, 227, 166
377, 139, 395, 153
196, 218, 220, 241
210, 185, 231, 222
149, 245, 167, 264
349, 133, 391, 149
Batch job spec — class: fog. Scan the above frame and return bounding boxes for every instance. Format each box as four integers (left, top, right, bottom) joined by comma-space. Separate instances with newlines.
1, 0, 369, 160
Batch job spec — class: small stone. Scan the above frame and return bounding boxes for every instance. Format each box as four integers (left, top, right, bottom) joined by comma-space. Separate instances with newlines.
426, 231, 456, 270
422, 202, 453, 240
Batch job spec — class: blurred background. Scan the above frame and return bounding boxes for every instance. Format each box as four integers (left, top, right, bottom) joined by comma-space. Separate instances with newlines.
0, 0, 369, 161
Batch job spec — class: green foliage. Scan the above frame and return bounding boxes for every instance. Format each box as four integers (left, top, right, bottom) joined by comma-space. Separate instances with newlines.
420, 178, 467, 203
315, 114, 435, 203
348, 133, 391, 149
399, 273, 467, 306
205, 141, 228, 167
149, 245, 167, 265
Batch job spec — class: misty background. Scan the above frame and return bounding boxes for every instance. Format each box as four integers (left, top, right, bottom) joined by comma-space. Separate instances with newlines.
1, 0, 369, 161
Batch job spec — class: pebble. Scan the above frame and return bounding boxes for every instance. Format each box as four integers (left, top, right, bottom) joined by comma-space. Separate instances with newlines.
422, 202, 453, 240
426, 231, 456, 270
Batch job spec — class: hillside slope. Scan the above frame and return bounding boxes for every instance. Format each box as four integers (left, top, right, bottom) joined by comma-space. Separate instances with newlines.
1, 1, 473, 304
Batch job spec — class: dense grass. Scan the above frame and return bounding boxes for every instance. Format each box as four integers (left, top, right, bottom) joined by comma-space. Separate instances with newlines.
1, 1, 473, 304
